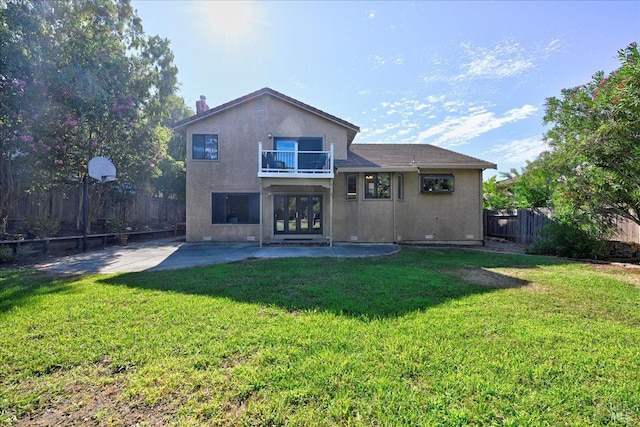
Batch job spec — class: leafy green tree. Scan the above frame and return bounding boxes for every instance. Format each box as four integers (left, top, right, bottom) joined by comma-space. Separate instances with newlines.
151, 94, 191, 221
482, 175, 515, 210
1, 0, 180, 231
483, 156, 556, 210
543, 42, 640, 230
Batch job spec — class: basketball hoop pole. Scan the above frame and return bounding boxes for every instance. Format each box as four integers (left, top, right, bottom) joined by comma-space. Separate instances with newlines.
84, 157, 116, 253
82, 175, 88, 252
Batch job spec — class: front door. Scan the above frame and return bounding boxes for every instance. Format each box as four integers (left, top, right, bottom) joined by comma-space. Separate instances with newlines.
274, 195, 322, 235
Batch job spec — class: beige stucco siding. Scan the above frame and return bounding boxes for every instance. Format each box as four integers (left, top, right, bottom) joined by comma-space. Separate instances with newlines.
398, 169, 483, 243
332, 170, 484, 244
185, 94, 350, 242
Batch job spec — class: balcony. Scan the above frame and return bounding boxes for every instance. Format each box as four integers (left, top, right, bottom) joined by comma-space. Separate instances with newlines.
258, 142, 334, 178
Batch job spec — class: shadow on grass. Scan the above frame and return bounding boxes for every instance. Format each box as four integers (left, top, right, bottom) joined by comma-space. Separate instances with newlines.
0, 269, 79, 313
98, 247, 570, 319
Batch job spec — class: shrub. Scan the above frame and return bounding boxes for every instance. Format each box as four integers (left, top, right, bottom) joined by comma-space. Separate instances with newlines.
20, 216, 61, 238
0, 245, 16, 263
105, 219, 124, 233
527, 220, 608, 259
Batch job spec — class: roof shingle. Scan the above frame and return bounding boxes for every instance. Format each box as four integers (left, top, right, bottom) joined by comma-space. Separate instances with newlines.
336, 143, 496, 170
172, 87, 360, 143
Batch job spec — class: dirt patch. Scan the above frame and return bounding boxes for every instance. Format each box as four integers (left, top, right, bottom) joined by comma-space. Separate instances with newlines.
587, 262, 640, 288
453, 265, 549, 293
456, 266, 526, 288
14, 358, 178, 427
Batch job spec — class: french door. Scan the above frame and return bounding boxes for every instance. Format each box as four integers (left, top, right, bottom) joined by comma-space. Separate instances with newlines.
274, 195, 322, 234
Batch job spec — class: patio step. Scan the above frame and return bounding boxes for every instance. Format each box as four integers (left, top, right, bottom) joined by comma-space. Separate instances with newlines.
263, 238, 330, 247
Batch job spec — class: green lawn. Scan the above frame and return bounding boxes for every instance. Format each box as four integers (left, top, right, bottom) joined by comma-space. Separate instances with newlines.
1, 248, 639, 426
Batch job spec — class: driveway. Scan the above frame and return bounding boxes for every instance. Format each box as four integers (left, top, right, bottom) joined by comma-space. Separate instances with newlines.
34, 238, 401, 274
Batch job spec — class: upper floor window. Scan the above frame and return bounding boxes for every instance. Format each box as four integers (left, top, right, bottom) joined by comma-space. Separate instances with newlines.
364, 172, 391, 199
346, 173, 357, 200
421, 174, 454, 193
193, 134, 218, 160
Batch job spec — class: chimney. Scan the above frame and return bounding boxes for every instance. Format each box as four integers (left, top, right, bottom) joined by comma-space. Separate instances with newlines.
196, 95, 209, 115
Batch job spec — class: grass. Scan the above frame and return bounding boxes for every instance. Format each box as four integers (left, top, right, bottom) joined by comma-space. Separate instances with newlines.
1, 247, 640, 426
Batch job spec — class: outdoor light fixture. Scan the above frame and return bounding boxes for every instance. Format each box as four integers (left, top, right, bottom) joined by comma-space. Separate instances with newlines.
267, 132, 272, 138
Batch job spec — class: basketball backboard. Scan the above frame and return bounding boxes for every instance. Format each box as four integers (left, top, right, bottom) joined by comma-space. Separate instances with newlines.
88, 157, 116, 182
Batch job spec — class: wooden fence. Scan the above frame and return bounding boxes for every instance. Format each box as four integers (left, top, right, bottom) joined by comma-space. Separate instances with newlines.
7, 188, 185, 232
484, 209, 640, 245
483, 209, 552, 245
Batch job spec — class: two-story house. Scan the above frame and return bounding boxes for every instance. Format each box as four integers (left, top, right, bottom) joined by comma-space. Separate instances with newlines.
172, 88, 496, 246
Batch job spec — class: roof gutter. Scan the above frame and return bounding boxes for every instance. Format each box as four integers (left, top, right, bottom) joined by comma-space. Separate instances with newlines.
337, 163, 497, 173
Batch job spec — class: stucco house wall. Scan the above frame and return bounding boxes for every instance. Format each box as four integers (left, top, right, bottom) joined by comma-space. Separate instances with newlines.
331, 169, 484, 243
396, 169, 484, 243
175, 88, 495, 245
183, 91, 352, 242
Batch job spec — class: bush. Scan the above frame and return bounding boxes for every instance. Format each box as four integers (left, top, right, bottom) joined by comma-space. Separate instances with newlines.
104, 219, 124, 233
20, 216, 61, 238
527, 220, 608, 259
0, 245, 16, 263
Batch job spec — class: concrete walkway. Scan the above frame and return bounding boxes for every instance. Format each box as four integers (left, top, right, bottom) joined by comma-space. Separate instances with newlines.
34, 238, 401, 274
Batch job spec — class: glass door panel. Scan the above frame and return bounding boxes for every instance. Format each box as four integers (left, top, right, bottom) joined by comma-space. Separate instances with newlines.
274, 195, 322, 234
312, 196, 321, 231
274, 139, 296, 169
299, 196, 309, 232
275, 196, 285, 232
287, 197, 297, 232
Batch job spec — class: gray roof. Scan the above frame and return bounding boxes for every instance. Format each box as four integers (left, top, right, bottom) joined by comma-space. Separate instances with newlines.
172, 87, 361, 144
336, 143, 496, 171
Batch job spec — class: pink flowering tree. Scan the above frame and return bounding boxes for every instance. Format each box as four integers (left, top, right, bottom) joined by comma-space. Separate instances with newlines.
1, 0, 179, 233
542, 42, 640, 231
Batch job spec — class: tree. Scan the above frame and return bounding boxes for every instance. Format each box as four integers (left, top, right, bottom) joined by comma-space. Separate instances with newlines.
151, 94, 191, 222
483, 156, 556, 210
0, 0, 180, 232
542, 42, 640, 231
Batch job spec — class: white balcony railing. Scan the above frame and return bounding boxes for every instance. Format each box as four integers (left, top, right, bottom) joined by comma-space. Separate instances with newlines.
258, 142, 334, 178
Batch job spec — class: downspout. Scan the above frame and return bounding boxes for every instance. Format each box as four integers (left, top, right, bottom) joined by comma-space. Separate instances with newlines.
393, 173, 397, 243
259, 178, 263, 247
479, 169, 484, 245
329, 144, 335, 247
329, 178, 334, 247
259, 142, 263, 247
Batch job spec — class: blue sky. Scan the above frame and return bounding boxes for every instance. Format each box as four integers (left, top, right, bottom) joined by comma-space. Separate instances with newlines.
132, 0, 639, 179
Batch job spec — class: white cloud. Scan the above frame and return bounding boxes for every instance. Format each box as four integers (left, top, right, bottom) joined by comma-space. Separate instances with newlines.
482, 136, 549, 165
543, 38, 562, 56
361, 122, 402, 138
421, 38, 559, 85
360, 96, 538, 146
461, 40, 535, 79
369, 54, 405, 69
417, 104, 538, 147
